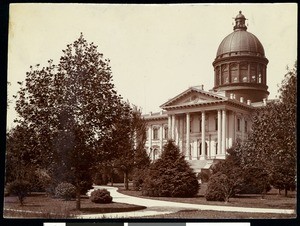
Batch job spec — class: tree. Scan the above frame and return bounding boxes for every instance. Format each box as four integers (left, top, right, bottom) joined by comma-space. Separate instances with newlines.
205, 145, 244, 202
243, 62, 297, 197
142, 140, 199, 197
13, 33, 124, 209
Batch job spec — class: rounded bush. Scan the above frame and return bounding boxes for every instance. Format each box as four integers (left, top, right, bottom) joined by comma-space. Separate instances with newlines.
90, 189, 113, 204
55, 182, 76, 200
205, 173, 226, 201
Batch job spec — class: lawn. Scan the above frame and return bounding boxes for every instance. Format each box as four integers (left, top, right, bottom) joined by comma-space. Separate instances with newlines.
3, 193, 146, 219
3, 184, 297, 219
117, 183, 296, 210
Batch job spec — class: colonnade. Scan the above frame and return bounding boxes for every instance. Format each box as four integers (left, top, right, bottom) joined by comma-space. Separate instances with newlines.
167, 109, 228, 160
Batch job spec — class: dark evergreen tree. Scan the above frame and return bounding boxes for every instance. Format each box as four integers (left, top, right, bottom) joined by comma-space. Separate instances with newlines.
142, 140, 199, 197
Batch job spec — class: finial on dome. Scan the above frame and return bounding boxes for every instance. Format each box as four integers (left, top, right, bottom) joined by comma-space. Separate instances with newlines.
233, 11, 247, 31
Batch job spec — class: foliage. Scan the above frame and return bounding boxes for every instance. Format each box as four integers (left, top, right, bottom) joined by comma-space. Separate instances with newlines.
205, 172, 226, 201
142, 140, 199, 197
242, 62, 297, 196
198, 169, 211, 183
55, 182, 76, 201
6, 180, 31, 206
90, 189, 113, 204
132, 168, 149, 191
206, 146, 244, 202
12, 33, 125, 209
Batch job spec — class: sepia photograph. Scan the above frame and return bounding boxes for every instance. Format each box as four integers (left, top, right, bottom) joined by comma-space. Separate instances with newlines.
2, 2, 297, 222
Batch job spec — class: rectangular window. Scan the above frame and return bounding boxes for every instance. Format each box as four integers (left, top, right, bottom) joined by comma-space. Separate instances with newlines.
153, 128, 158, 140
237, 118, 241, 131
215, 117, 218, 131
164, 127, 168, 139
245, 120, 248, 133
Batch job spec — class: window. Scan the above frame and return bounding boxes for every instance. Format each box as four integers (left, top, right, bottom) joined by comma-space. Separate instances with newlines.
237, 118, 241, 131
258, 74, 262, 83
215, 142, 218, 155
199, 119, 202, 132
215, 117, 218, 131
164, 126, 168, 139
153, 127, 158, 140
245, 120, 248, 133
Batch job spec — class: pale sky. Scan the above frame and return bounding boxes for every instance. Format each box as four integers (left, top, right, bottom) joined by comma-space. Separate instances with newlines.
7, 3, 297, 128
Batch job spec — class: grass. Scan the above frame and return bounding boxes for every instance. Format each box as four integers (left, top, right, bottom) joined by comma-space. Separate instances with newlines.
117, 183, 296, 210
3, 192, 146, 219
3, 184, 297, 219
143, 209, 297, 219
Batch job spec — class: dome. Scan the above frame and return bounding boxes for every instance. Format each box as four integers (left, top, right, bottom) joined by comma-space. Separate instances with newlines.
216, 30, 265, 57
212, 11, 269, 103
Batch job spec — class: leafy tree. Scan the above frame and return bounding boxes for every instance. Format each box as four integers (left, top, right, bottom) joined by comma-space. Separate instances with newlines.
142, 140, 199, 197
5, 124, 41, 185
132, 107, 150, 190
242, 62, 297, 197
13, 33, 124, 209
205, 145, 244, 202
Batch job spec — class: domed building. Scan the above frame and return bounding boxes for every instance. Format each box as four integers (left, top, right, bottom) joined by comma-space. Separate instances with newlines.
213, 11, 269, 103
143, 11, 269, 172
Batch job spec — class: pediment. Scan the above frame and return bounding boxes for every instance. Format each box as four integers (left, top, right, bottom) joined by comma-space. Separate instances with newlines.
160, 87, 226, 108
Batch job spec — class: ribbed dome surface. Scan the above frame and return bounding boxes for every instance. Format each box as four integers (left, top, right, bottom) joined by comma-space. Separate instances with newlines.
216, 30, 265, 57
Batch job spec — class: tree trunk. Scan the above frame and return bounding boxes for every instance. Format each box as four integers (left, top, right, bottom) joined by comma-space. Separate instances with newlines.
76, 187, 81, 210
124, 171, 129, 190
285, 187, 288, 197
278, 189, 281, 195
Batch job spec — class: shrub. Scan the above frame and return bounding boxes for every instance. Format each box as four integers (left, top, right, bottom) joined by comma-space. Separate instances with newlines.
205, 173, 226, 201
198, 169, 211, 183
90, 189, 113, 204
142, 140, 199, 197
132, 168, 148, 191
6, 180, 31, 206
55, 182, 76, 200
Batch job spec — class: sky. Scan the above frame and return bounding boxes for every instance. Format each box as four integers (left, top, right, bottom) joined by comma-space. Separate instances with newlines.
7, 3, 297, 128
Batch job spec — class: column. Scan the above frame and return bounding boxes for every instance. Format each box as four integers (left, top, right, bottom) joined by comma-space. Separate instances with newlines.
171, 115, 175, 140
222, 110, 227, 156
148, 126, 152, 159
200, 111, 206, 160
175, 116, 179, 145
180, 116, 184, 153
168, 115, 172, 139
160, 124, 163, 154
186, 113, 190, 159
217, 110, 222, 157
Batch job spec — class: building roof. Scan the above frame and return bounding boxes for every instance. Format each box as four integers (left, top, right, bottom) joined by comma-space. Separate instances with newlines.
216, 11, 265, 58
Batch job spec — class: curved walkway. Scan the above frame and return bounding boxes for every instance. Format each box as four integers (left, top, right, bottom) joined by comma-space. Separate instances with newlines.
78, 186, 295, 219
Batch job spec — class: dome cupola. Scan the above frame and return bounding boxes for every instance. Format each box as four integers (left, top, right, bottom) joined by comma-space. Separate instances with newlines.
212, 11, 269, 103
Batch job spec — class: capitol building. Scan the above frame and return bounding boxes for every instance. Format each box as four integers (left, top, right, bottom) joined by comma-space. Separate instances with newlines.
143, 11, 270, 172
